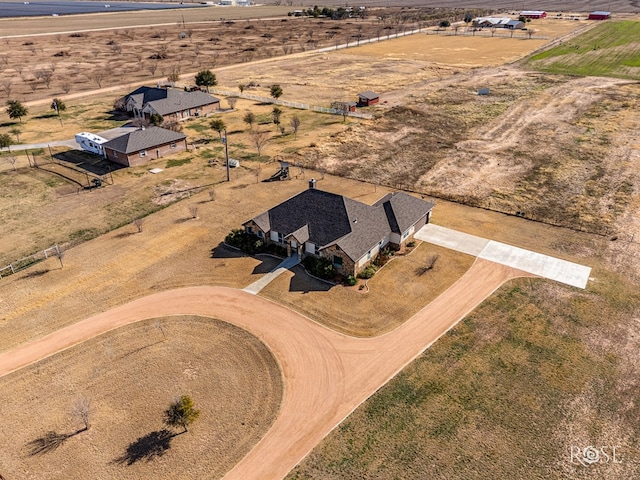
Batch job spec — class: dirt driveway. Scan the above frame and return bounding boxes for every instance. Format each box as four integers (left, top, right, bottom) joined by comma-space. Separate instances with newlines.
0, 258, 526, 479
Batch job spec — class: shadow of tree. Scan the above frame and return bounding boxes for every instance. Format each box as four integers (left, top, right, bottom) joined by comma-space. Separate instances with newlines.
210, 243, 245, 259
114, 429, 175, 465
26, 428, 86, 455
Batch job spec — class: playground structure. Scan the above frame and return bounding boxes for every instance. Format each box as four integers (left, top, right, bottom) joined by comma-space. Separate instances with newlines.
264, 161, 290, 182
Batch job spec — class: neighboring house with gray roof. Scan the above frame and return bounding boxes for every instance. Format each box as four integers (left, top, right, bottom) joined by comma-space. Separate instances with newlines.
120, 86, 220, 122
242, 182, 434, 276
102, 126, 187, 166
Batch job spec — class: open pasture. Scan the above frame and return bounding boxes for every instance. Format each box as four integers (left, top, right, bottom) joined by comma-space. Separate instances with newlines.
528, 20, 640, 78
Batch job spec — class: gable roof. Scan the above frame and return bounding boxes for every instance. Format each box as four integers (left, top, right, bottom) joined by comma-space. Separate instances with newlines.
358, 91, 379, 100
374, 192, 435, 234
124, 86, 220, 116
102, 127, 186, 154
245, 188, 434, 262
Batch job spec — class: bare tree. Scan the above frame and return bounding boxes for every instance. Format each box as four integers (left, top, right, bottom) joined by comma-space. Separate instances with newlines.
167, 64, 181, 85
188, 205, 199, 219
4, 155, 17, 171
71, 398, 91, 431
290, 116, 301, 138
1, 80, 12, 97
208, 189, 216, 202
148, 61, 159, 76
110, 42, 122, 55
415, 253, 439, 276
251, 130, 270, 156
90, 71, 105, 88
61, 83, 72, 95
132, 218, 145, 233
10, 126, 21, 142
35, 69, 54, 88
527, 28, 536, 39
227, 97, 238, 110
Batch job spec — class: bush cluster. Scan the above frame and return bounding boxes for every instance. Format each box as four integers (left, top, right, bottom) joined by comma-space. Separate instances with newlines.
302, 256, 337, 280
225, 229, 265, 254
358, 264, 377, 279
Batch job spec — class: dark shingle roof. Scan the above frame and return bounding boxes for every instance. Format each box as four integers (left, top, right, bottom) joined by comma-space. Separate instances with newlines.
124, 86, 220, 115
374, 192, 435, 234
102, 127, 186, 154
125, 86, 170, 110
358, 91, 379, 100
246, 189, 434, 262
264, 189, 352, 248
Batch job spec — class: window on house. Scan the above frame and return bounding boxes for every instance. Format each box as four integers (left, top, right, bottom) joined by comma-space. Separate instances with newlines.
314, 245, 320, 255
367, 250, 371, 259
257, 231, 263, 238
246, 226, 253, 234
278, 232, 284, 243
170, 143, 176, 149
333, 255, 343, 267
140, 150, 147, 157
402, 231, 409, 239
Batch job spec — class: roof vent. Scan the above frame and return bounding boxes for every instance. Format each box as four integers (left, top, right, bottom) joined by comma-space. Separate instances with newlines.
353, 217, 358, 224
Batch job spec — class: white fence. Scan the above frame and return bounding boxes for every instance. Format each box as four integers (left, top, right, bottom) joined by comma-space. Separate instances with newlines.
211, 89, 372, 119
0, 245, 60, 279
312, 106, 372, 119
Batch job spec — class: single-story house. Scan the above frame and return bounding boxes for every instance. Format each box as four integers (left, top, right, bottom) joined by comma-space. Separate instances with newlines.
102, 126, 187, 167
242, 181, 435, 276
588, 11, 611, 20
505, 19, 526, 29
520, 10, 546, 19
358, 91, 380, 106
473, 17, 513, 28
120, 86, 220, 122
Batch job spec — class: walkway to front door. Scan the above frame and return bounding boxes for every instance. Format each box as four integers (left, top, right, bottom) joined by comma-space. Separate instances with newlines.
242, 255, 301, 295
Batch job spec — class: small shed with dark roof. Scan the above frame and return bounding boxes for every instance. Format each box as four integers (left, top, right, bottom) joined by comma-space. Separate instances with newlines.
102, 127, 187, 166
357, 91, 380, 106
242, 184, 434, 276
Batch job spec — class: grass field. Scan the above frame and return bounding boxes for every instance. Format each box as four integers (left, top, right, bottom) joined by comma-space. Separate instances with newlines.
528, 20, 640, 79
288, 272, 640, 479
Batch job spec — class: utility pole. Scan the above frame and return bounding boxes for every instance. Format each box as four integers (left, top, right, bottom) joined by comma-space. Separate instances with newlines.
223, 129, 230, 182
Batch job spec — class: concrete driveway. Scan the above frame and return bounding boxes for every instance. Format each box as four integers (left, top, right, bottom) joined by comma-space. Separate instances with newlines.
415, 224, 591, 289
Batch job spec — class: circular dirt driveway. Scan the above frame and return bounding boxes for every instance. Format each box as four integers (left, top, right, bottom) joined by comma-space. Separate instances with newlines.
0, 258, 525, 479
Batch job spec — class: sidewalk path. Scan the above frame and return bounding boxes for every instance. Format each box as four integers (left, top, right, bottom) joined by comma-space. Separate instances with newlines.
243, 255, 301, 295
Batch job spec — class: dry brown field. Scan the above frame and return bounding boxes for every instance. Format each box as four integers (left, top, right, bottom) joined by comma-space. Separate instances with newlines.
0, 315, 283, 479
0, 16, 389, 103
1, 8, 640, 480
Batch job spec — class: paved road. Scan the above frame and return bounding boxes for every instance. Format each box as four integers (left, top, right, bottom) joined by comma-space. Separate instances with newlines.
0, 259, 526, 479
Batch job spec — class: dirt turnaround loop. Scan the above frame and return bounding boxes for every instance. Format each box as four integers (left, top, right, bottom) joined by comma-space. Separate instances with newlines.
0, 258, 526, 479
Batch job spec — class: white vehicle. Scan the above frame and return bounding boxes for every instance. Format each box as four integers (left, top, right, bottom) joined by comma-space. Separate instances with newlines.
75, 132, 108, 156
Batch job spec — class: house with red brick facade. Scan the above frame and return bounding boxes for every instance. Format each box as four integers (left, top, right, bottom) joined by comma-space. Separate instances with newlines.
102, 126, 187, 167
120, 86, 220, 122
242, 182, 434, 276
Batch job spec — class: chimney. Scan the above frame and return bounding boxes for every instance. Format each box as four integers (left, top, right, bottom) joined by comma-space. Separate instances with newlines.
309, 178, 316, 189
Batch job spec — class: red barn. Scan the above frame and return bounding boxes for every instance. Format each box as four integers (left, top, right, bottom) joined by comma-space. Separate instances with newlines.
589, 11, 611, 20
358, 91, 380, 106
520, 10, 547, 19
